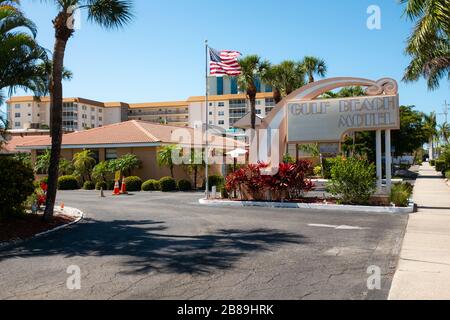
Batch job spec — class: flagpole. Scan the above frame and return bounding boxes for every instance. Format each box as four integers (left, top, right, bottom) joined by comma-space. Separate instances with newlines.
205, 40, 210, 199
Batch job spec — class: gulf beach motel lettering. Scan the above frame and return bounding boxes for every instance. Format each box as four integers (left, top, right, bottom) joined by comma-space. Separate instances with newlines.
287, 95, 400, 143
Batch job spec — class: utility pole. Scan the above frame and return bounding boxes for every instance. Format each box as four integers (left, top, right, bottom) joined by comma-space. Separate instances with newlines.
440, 100, 450, 123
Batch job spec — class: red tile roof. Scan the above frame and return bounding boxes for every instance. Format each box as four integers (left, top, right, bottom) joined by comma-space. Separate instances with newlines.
1, 135, 47, 154
17, 120, 246, 149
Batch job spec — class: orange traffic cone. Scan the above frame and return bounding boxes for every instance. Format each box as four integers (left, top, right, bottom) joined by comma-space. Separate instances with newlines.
60, 202, 65, 210
120, 177, 128, 194
112, 180, 120, 196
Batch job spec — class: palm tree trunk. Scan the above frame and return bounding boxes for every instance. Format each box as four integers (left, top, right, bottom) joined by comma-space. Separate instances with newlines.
44, 13, 72, 221
194, 166, 198, 190
273, 89, 282, 104
429, 138, 434, 160
308, 74, 314, 83
249, 93, 256, 130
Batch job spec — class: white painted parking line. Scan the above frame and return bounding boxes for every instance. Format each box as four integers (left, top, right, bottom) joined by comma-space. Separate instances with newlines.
308, 224, 369, 230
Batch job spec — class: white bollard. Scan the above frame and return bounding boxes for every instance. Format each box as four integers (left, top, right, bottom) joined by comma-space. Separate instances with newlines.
212, 186, 217, 199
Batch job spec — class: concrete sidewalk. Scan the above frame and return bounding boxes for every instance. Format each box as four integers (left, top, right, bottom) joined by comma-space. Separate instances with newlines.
389, 163, 450, 300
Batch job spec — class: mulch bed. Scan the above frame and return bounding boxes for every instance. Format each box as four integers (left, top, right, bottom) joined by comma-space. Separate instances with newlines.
0, 214, 75, 244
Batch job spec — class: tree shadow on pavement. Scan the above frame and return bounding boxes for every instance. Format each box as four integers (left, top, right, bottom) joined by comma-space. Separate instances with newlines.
0, 218, 306, 275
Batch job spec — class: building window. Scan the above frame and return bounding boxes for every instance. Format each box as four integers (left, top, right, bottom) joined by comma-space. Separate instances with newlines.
99, 109, 103, 113
99, 117, 102, 121
230, 77, 238, 94
209, 103, 213, 107
218, 120, 225, 125
105, 149, 117, 161
15, 122, 21, 127
15, 113, 20, 118
91, 107, 95, 112
218, 111, 225, 116
15, 104, 20, 109
209, 111, 213, 116
28, 103, 31, 107
91, 116, 95, 120
256, 109, 262, 115
218, 102, 225, 107
216, 77, 224, 95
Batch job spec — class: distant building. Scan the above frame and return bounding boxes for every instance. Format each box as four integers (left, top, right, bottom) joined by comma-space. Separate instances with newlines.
6, 77, 275, 133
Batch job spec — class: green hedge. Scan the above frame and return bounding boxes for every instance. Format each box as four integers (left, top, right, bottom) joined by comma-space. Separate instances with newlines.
0, 157, 35, 218
430, 160, 436, 166
327, 157, 376, 205
96, 181, 108, 190
203, 175, 225, 191
106, 180, 115, 191
178, 179, 192, 191
435, 160, 447, 173
124, 176, 142, 192
159, 176, 177, 192
58, 175, 80, 190
322, 157, 341, 179
83, 181, 95, 190
390, 182, 413, 207
142, 179, 160, 191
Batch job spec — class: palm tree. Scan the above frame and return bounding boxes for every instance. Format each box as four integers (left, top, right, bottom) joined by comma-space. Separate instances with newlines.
43, 0, 134, 221
109, 153, 140, 177
0, 0, 48, 100
423, 112, 438, 160
401, 0, 450, 89
300, 56, 327, 83
73, 150, 96, 184
237, 55, 270, 130
35, 149, 51, 174
263, 60, 305, 104
157, 145, 179, 178
439, 122, 450, 144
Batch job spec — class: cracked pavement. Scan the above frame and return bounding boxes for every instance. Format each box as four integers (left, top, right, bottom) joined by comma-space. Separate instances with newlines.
0, 191, 407, 300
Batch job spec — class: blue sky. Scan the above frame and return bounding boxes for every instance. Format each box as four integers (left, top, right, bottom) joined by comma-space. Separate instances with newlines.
6, 0, 450, 120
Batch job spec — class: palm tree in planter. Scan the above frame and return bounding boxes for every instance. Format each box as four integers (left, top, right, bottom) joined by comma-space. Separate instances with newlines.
157, 145, 181, 178
237, 55, 270, 130
73, 150, 96, 184
300, 56, 327, 83
109, 154, 140, 177
42, 0, 134, 221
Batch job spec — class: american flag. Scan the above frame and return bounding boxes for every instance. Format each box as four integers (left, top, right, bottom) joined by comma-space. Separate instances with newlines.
209, 48, 242, 76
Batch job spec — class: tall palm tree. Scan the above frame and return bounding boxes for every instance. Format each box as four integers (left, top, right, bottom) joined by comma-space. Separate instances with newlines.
73, 150, 96, 184
439, 122, 450, 144
300, 56, 327, 83
423, 112, 438, 160
42, 0, 134, 221
262, 60, 305, 104
237, 55, 270, 130
401, 0, 450, 89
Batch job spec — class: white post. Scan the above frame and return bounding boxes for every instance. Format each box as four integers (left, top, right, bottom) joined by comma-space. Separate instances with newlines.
204, 40, 210, 199
385, 129, 392, 192
376, 130, 382, 192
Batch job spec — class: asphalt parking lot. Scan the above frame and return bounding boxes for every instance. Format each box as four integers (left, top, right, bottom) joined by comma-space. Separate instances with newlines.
0, 191, 408, 300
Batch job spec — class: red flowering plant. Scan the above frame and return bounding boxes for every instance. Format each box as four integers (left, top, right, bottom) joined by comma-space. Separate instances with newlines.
225, 160, 314, 202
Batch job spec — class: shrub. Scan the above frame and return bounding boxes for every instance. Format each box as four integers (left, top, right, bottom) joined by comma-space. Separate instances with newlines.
313, 166, 322, 177
430, 160, 436, 166
390, 183, 413, 207
203, 175, 225, 191
225, 161, 314, 201
96, 181, 108, 191
106, 180, 115, 191
159, 176, 177, 192
142, 179, 160, 191
124, 176, 142, 192
178, 179, 192, 191
327, 157, 376, 205
57, 175, 79, 190
322, 157, 342, 179
83, 181, 95, 190
0, 157, 35, 218
435, 160, 447, 174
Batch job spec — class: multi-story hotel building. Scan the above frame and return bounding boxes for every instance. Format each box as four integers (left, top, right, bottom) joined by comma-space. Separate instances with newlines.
6, 96, 128, 132
6, 76, 274, 132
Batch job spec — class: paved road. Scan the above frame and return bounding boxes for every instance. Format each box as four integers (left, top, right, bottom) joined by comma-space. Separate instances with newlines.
0, 191, 407, 300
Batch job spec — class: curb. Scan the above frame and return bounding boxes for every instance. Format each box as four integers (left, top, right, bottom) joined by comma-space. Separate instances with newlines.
199, 199, 415, 214
0, 206, 84, 249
